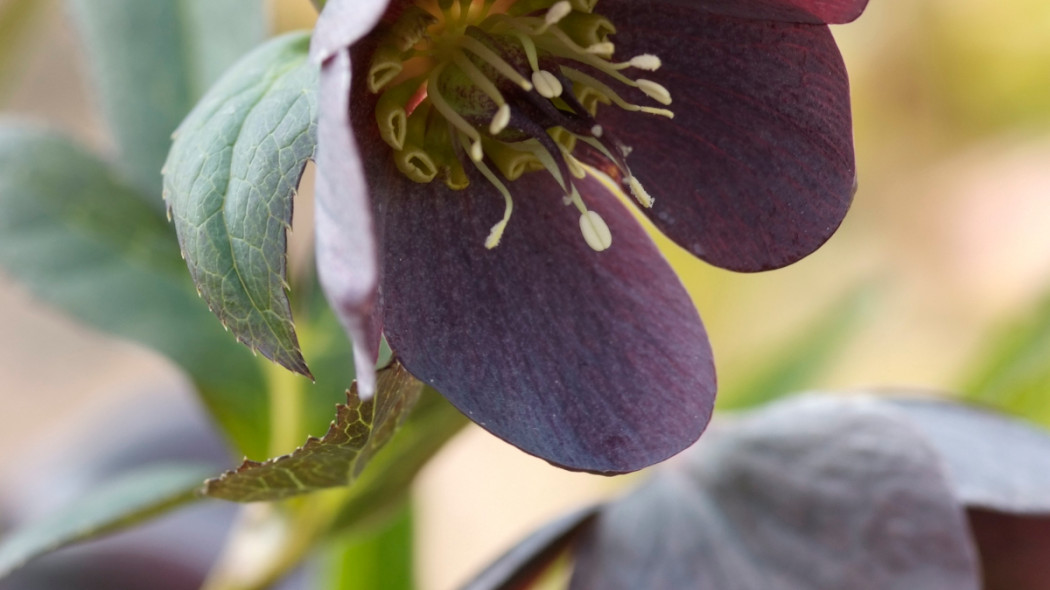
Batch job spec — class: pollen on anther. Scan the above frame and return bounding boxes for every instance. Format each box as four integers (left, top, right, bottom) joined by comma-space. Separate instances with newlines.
590, 125, 603, 137
628, 176, 654, 208
532, 70, 563, 98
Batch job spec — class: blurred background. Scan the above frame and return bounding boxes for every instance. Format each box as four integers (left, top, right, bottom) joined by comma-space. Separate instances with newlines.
1, 0, 1049, 588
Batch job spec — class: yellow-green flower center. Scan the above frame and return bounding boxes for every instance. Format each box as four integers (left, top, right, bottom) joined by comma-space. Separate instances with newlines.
368, 0, 673, 250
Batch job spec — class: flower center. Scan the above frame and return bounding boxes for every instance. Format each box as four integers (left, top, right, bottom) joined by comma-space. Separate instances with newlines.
368, 0, 673, 251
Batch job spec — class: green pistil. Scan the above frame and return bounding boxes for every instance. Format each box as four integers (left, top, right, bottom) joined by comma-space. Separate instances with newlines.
367, 0, 672, 251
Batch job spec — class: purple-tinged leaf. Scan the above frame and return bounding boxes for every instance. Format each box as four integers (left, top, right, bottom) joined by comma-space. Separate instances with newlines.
0, 464, 211, 577
202, 361, 422, 502
886, 397, 1050, 514
314, 45, 382, 400
164, 32, 318, 378
594, 3, 855, 272
570, 396, 980, 590
968, 509, 1050, 590
462, 506, 599, 590
374, 163, 714, 473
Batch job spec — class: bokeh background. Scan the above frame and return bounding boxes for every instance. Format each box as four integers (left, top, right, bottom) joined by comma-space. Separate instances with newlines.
1, 0, 1049, 588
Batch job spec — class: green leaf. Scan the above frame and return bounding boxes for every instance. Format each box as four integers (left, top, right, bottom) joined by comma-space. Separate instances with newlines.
327, 387, 468, 535
960, 294, 1050, 427
0, 464, 210, 577
64, 0, 266, 199
164, 32, 319, 378
203, 361, 424, 502
0, 125, 270, 458
718, 286, 872, 410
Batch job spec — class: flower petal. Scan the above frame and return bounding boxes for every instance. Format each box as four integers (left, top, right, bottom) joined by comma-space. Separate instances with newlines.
315, 47, 381, 398
683, 0, 869, 25
373, 170, 715, 473
594, 3, 856, 272
309, 0, 390, 63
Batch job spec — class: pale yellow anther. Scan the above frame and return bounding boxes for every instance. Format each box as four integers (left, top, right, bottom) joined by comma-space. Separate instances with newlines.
628, 54, 662, 71
469, 140, 484, 162
590, 124, 603, 137
531, 70, 563, 98
580, 210, 612, 251
489, 103, 511, 135
636, 79, 672, 105
628, 176, 654, 208
544, 1, 573, 29
585, 42, 615, 56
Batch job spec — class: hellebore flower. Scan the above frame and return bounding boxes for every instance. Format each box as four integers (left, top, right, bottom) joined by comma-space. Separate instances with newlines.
309, 0, 867, 473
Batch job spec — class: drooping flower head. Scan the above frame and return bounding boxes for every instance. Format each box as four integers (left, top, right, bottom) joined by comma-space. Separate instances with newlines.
309, 0, 867, 473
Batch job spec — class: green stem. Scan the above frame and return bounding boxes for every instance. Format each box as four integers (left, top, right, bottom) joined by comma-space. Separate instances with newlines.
321, 502, 416, 590
265, 359, 306, 457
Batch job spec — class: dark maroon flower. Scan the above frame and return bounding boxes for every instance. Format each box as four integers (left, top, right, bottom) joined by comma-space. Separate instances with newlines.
309, 0, 867, 473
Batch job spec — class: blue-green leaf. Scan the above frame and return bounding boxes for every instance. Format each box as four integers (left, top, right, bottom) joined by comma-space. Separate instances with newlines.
0, 124, 269, 458
0, 464, 210, 577
65, 0, 266, 198
164, 32, 318, 377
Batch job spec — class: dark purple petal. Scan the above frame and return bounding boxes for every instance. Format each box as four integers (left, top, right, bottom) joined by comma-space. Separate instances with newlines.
341, 27, 716, 472
315, 47, 381, 397
309, 0, 390, 63
968, 509, 1050, 590
672, 0, 869, 24
594, 3, 856, 272
373, 167, 715, 473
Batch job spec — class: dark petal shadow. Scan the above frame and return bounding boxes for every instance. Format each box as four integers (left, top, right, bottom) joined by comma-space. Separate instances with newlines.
968, 509, 1050, 590
592, 3, 856, 272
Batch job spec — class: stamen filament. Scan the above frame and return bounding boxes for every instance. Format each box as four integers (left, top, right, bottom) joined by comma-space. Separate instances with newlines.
460, 133, 516, 249
612, 54, 662, 71
427, 64, 485, 160
449, 49, 511, 134
562, 67, 675, 118
460, 34, 534, 91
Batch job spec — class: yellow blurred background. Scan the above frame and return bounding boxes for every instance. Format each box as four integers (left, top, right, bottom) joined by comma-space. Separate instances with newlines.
2, 0, 1049, 588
